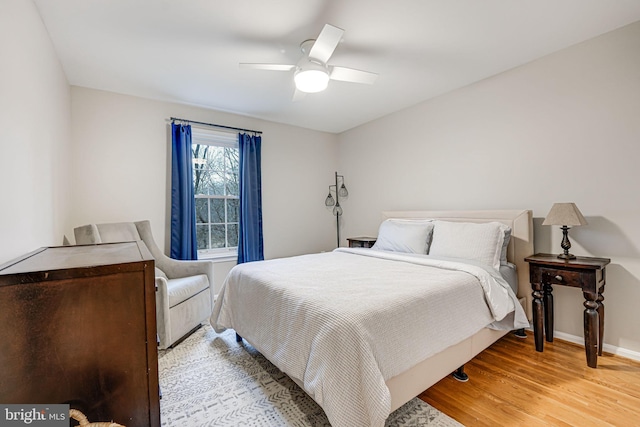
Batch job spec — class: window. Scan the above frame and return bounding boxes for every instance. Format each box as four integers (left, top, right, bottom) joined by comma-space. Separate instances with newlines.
192, 127, 239, 256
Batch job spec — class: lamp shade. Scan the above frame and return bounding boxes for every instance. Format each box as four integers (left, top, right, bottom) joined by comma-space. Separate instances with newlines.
324, 193, 335, 206
542, 203, 588, 226
338, 183, 348, 197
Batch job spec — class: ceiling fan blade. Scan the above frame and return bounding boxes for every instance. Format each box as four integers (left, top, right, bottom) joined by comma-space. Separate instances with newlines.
239, 63, 295, 71
308, 24, 344, 63
330, 66, 378, 84
292, 88, 307, 102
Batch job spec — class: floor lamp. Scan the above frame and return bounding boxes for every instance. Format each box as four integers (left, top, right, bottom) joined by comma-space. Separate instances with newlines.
324, 171, 348, 247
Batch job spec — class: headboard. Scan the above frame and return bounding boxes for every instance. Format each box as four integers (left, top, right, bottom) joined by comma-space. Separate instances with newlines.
381, 209, 534, 319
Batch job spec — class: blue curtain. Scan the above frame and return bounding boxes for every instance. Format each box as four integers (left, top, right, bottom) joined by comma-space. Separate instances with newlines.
170, 123, 198, 260
237, 133, 264, 263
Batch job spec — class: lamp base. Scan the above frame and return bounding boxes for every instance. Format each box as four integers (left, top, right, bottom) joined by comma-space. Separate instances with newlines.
558, 226, 576, 260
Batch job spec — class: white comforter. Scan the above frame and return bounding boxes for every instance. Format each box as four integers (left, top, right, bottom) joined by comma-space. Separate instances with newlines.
210, 248, 528, 427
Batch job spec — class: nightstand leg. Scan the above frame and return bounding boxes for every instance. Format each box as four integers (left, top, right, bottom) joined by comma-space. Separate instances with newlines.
583, 292, 599, 368
543, 283, 554, 342
532, 282, 544, 352
597, 284, 605, 356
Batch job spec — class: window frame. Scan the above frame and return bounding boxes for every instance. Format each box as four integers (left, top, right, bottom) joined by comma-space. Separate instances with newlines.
191, 127, 240, 259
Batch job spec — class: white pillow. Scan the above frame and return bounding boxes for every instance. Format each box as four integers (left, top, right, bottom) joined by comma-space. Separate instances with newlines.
371, 219, 434, 254
429, 221, 510, 270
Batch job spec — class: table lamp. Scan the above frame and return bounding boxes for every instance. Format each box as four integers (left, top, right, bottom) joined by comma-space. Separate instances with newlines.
542, 202, 588, 260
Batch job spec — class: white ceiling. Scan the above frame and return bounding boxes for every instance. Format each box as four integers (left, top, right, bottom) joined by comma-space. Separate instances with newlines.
34, 0, 640, 134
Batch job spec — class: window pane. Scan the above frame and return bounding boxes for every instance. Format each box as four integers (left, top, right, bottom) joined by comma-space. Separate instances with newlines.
196, 224, 209, 250
211, 224, 225, 248
208, 146, 225, 169
196, 169, 223, 196
208, 148, 225, 194
192, 145, 209, 195
208, 171, 225, 196
228, 223, 239, 247
211, 199, 224, 223
228, 199, 239, 222
225, 147, 239, 173
195, 198, 209, 223
226, 173, 239, 196
195, 169, 209, 196
193, 167, 205, 195
192, 144, 208, 164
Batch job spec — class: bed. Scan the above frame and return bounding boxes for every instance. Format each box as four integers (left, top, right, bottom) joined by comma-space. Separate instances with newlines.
210, 209, 533, 427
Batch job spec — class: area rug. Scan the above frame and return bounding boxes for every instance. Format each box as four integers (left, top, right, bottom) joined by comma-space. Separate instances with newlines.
158, 324, 463, 427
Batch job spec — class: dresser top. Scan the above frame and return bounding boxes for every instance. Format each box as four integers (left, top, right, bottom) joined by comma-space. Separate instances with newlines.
0, 241, 153, 277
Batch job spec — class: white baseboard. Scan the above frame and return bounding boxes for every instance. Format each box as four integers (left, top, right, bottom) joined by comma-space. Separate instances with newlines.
525, 328, 640, 362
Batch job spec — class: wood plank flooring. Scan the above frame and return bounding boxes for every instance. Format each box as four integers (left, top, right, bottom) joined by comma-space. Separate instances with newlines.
419, 332, 640, 426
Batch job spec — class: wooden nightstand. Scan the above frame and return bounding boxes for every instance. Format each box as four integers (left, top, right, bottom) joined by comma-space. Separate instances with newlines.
525, 253, 611, 368
347, 237, 377, 248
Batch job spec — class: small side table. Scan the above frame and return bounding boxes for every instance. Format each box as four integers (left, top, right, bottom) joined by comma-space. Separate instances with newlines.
525, 253, 610, 368
347, 237, 377, 248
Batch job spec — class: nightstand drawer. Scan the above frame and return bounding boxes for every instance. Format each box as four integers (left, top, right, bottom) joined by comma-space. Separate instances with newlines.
531, 266, 604, 291
539, 267, 582, 287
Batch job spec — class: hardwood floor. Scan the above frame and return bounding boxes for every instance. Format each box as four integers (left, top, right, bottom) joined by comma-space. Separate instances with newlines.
419, 332, 640, 426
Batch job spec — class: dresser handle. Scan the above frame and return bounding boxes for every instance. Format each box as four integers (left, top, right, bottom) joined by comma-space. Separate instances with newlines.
555, 275, 563, 281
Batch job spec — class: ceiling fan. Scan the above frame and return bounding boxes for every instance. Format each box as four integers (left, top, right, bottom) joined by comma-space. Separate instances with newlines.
240, 24, 378, 99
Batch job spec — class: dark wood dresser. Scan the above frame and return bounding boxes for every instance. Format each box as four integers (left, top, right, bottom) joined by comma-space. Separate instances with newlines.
0, 242, 160, 427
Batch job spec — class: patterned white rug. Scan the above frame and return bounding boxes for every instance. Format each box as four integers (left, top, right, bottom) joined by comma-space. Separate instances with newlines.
159, 324, 463, 427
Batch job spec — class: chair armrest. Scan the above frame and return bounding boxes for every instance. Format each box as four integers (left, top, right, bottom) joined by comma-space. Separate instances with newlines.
134, 220, 215, 289
158, 258, 214, 284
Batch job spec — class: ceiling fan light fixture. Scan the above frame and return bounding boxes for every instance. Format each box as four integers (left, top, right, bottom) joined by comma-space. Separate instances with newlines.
241, 24, 376, 97
294, 68, 330, 93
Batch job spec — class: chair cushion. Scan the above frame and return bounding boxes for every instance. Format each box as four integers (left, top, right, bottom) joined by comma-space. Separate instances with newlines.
167, 274, 210, 308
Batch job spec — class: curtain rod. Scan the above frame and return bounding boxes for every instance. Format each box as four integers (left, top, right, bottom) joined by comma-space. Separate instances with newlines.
170, 117, 262, 135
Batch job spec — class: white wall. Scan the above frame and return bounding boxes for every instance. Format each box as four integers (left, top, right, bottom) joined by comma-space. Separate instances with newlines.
69, 87, 338, 293
0, 0, 71, 264
339, 22, 640, 355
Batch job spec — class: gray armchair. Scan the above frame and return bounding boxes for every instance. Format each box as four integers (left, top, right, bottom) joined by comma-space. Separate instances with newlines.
74, 220, 213, 349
